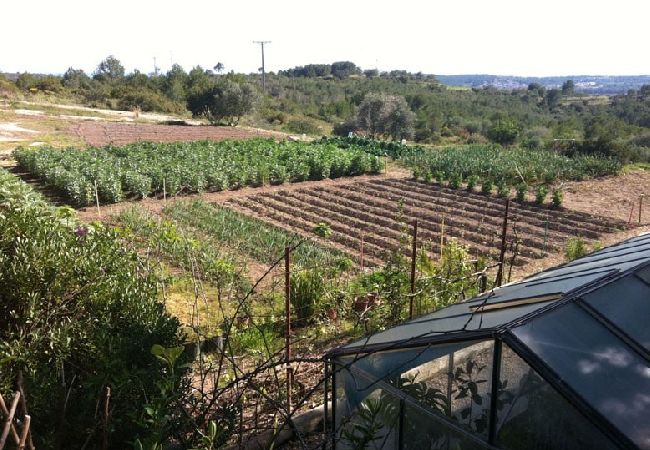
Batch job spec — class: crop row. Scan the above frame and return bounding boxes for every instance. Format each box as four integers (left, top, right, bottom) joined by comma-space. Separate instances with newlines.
14, 139, 381, 206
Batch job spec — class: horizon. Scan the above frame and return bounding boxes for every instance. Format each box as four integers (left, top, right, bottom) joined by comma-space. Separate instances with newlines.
2, 0, 649, 77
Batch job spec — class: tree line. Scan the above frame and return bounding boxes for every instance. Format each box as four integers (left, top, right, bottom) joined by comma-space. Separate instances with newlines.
2, 55, 650, 163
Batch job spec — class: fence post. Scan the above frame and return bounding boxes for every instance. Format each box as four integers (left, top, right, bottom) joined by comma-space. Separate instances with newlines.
360, 232, 364, 272
409, 219, 418, 319
284, 247, 292, 412
640, 195, 644, 224
0, 392, 20, 450
94, 180, 101, 218
495, 199, 510, 287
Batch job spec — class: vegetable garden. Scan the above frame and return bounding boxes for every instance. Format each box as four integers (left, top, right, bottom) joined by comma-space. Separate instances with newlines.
13, 139, 381, 205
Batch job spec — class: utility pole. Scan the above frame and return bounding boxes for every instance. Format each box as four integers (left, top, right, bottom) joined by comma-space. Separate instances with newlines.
153, 57, 159, 76
253, 40, 271, 92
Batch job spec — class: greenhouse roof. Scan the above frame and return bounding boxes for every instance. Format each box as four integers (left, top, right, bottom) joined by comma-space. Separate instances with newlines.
331, 232, 650, 356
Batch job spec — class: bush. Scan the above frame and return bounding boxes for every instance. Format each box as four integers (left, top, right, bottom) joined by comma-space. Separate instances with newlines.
552, 189, 563, 208
516, 183, 527, 202
0, 169, 184, 449
481, 178, 493, 195
285, 119, 321, 135
565, 237, 587, 261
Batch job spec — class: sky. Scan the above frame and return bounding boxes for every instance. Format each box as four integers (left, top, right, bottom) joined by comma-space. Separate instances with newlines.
2, 0, 649, 77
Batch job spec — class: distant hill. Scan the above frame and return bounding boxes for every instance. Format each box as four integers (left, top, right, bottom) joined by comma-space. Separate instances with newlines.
436, 75, 650, 95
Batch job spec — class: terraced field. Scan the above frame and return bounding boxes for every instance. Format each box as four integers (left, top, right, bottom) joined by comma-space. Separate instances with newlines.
223, 178, 629, 267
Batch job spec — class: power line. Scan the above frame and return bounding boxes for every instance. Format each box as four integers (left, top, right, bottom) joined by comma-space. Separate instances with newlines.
253, 40, 271, 92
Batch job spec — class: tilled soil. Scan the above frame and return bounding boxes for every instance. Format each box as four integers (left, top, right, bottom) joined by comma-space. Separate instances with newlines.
223, 178, 632, 269
69, 122, 285, 147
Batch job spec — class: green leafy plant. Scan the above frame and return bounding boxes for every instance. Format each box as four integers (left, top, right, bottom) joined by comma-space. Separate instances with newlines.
481, 178, 493, 195
516, 183, 527, 202
552, 188, 563, 207
466, 175, 479, 191
313, 221, 332, 238
535, 185, 549, 204
565, 237, 587, 261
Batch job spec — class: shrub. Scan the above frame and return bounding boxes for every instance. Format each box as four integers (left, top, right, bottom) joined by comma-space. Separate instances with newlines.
285, 119, 320, 135
565, 237, 587, 261
449, 173, 462, 189
0, 170, 184, 448
496, 179, 510, 197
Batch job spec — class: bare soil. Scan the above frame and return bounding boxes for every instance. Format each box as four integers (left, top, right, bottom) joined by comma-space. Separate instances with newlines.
70, 122, 286, 147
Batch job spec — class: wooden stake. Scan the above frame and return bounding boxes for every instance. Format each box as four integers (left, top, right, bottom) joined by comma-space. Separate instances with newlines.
0, 392, 20, 450
640, 195, 644, 224
629, 202, 636, 224
409, 219, 418, 319
94, 180, 101, 218
102, 386, 111, 450
18, 415, 30, 450
0, 392, 20, 447
163, 177, 167, 202
495, 199, 510, 287
360, 232, 364, 272
440, 215, 445, 260
284, 247, 292, 412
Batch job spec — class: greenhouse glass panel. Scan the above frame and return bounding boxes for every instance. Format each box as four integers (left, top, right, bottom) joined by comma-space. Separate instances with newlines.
513, 304, 650, 449
334, 363, 399, 450
582, 274, 650, 350
402, 403, 490, 450
496, 345, 621, 450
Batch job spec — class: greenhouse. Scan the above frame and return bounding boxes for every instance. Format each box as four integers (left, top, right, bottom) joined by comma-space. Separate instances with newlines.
325, 233, 650, 450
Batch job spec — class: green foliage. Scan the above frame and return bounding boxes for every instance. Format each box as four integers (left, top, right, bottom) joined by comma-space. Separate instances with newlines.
284, 119, 320, 135
355, 92, 415, 140
565, 237, 587, 261
449, 173, 462, 189
496, 179, 510, 197
552, 189, 563, 208
163, 200, 345, 267
14, 139, 380, 205
93, 55, 125, 82
402, 144, 621, 186
313, 222, 332, 238
535, 185, 549, 204
480, 178, 493, 195
486, 119, 520, 145
290, 268, 327, 323
515, 183, 528, 202
341, 396, 398, 450
466, 175, 479, 191
187, 79, 259, 125
0, 169, 184, 449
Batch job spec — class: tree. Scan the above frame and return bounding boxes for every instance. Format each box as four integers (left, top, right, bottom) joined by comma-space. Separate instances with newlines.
187, 79, 259, 125
486, 118, 520, 145
213, 62, 225, 74
331, 61, 360, 79
164, 63, 189, 102
562, 79, 575, 96
545, 88, 562, 108
62, 67, 91, 91
93, 55, 125, 82
356, 93, 415, 140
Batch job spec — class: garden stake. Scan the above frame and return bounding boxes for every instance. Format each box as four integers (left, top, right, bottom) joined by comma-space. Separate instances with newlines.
94, 180, 101, 218
629, 202, 635, 224
284, 246, 292, 412
640, 195, 644, 224
409, 219, 418, 319
495, 199, 510, 287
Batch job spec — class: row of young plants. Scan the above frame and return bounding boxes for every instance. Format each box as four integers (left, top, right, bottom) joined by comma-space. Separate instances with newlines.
402, 144, 621, 185
162, 199, 351, 268
13, 138, 382, 205
414, 170, 565, 207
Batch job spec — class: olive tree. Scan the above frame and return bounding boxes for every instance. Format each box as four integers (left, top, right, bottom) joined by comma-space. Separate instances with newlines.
187, 79, 259, 125
355, 92, 415, 140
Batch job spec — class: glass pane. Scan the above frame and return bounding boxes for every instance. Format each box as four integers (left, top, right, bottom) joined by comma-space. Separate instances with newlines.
582, 274, 650, 350
403, 403, 489, 450
513, 304, 650, 449
399, 341, 494, 438
496, 345, 621, 450
334, 363, 399, 450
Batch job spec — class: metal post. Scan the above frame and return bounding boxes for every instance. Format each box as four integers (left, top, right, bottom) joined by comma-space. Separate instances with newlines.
487, 339, 503, 445
495, 199, 510, 287
409, 219, 418, 319
284, 247, 292, 412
